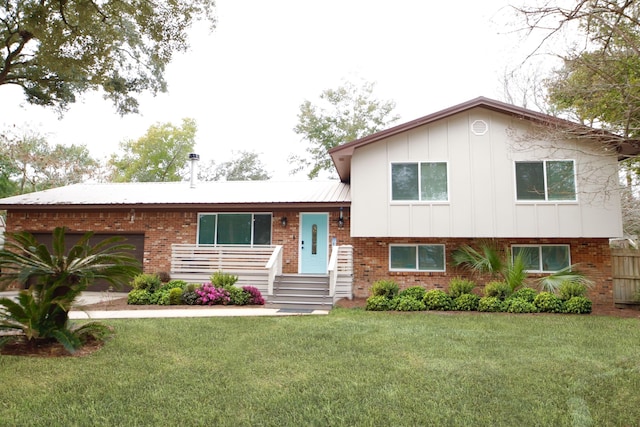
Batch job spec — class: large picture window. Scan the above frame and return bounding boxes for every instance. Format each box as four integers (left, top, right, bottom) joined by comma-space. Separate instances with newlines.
391, 162, 448, 201
515, 160, 576, 201
389, 244, 446, 271
512, 245, 570, 272
197, 213, 272, 245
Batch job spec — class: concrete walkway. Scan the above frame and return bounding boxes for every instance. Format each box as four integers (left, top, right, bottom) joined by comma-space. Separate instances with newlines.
0, 291, 330, 319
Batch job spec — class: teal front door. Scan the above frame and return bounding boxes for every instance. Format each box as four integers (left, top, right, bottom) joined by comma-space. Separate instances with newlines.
300, 213, 328, 274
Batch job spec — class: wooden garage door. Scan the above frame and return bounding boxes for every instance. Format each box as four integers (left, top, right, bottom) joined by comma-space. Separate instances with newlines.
30, 232, 145, 292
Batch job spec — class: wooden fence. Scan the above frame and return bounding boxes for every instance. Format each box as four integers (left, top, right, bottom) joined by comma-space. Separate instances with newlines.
611, 248, 640, 305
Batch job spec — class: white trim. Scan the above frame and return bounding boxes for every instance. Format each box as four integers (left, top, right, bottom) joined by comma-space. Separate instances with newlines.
388, 243, 446, 272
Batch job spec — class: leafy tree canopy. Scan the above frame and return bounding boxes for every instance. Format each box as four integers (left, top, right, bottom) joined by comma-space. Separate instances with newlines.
0, 0, 216, 114
109, 118, 197, 182
291, 81, 399, 179
198, 150, 271, 181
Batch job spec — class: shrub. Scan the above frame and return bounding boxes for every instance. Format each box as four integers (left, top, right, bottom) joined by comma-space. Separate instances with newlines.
370, 280, 400, 299
534, 292, 564, 313
169, 288, 183, 305
242, 286, 265, 305
181, 287, 201, 305
505, 298, 538, 313
453, 293, 480, 311
131, 273, 162, 292
448, 277, 476, 298
478, 296, 505, 312
211, 271, 239, 288
196, 283, 231, 305
227, 286, 250, 305
484, 281, 511, 300
393, 296, 426, 311
157, 271, 171, 283
423, 289, 453, 311
559, 282, 588, 300
127, 289, 152, 305
398, 286, 426, 301
511, 287, 538, 303
564, 296, 592, 314
156, 290, 171, 305
159, 280, 188, 292
365, 295, 392, 311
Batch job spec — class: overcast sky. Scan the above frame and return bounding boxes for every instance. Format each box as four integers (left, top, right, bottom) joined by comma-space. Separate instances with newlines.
0, 0, 540, 180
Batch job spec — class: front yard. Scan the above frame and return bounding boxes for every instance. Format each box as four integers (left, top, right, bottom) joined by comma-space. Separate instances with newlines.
1, 309, 639, 426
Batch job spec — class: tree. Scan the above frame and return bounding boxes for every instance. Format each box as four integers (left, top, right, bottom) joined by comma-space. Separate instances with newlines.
0, 227, 141, 353
291, 81, 399, 179
109, 118, 197, 182
198, 150, 271, 181
1, 0, 216, 114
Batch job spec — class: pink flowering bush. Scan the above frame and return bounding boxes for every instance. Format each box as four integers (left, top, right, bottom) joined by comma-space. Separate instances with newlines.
195, 282, 231, 305
242, 286, 265, 305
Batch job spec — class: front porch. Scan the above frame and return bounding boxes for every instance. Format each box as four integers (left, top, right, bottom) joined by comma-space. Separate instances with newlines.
170, 244, 354, 309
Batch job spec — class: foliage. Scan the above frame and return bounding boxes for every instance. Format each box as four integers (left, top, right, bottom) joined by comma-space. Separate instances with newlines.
127, 289, 151, 305
195, 283, 230, 305
534, 292, 565, 313
478, 297, 505, 312
198, 151, 271, 181
422, 289, 453, 311
211, 271, 239, 288
169, 288, 183, 306
242, 286, 265, 305
393, 296, 426, 311
370, 280, 399, 299
157, 271, 172, 283
0, 0, 216, 114
564, 296, 593, 314
511, 287, 538, 303
448, 277, 476, 298
505, 298, 538, 314
226, 286, 250, 306
365, 295, 392, 311
558, 282, 588, 300
0, 227, 140, 352
131, 274, 162, 293
291, 80, 399, 178
453, 243, 527, 292
181, 287, 201, 305
536, 266, 593, 294
159, 280, 189, 292
483, 281, 511, 300
109, 118, 197, 182
398, 286, 426, 301
453, 294, 480, 311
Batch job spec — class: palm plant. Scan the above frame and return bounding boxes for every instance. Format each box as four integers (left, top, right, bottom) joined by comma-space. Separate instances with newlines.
0, 227, 141, 352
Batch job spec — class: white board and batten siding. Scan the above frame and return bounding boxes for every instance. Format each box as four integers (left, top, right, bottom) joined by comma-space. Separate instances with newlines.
350, 107, 622, 239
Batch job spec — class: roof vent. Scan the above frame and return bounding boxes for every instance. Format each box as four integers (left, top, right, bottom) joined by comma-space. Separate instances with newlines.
189, 153, 200, 189
471, 120, 488, 136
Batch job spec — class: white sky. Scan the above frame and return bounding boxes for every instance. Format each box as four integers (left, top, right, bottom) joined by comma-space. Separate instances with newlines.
0, 0, 537, 180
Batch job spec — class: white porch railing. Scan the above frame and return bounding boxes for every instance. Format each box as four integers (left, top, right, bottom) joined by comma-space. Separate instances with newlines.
265, 245, 283, 296
328, 245, 354, 302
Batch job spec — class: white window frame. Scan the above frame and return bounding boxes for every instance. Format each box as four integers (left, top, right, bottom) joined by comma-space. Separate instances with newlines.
514, 159, 577, 202
511, 244, 571, 273
390, 161, 449, 203
389, 244, 446, 272
197, 213, 273, 246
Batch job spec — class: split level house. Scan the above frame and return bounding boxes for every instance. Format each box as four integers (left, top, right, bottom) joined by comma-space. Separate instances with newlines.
0, 97, 636, 310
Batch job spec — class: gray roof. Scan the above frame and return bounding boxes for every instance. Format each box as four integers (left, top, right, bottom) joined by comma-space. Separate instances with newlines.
0, 180, 351, 210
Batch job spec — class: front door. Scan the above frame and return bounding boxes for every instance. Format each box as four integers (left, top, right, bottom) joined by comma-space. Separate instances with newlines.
300, 213, 328, 274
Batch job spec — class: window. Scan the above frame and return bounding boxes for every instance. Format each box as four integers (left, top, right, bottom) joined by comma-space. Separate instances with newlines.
512, 245, 570, 272
197, 213, 272, 245
391, 162, 448, 201
515, 160, 576, 201
389, 244, 445, 271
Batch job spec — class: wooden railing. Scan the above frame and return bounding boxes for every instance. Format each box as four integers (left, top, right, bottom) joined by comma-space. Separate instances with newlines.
170, 244, 282, 295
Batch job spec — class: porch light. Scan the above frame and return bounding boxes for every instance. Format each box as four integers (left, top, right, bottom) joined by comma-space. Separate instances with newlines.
281, 217, 288, 227
337, 207, 344, 229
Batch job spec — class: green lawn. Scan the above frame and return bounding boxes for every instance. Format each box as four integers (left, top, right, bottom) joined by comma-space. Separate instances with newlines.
1, 309, 639, 426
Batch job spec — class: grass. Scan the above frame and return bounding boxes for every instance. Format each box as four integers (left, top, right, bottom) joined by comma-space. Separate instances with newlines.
1, 309, 640, 426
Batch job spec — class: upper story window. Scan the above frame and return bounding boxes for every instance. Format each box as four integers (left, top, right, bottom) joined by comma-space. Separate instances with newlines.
515, 160, 576, 201
391, 162, 448, 202
512, 245, 570, 273
197, 213, 271, 245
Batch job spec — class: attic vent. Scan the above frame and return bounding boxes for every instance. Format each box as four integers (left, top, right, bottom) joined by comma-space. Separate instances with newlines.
471, 120, 488, 135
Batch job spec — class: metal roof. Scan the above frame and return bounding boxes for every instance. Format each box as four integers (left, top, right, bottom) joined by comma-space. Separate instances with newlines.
0, 180, 351, 210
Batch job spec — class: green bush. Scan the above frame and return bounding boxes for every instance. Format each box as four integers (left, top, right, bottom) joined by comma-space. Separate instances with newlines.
159, 280, 188, 292
423, 289, 453, 311
365, 295, 392, 311
371, 280, 400, 299
169, 288, 183, 305
478, 296, 505, 312
131, 273, 162, 292
181, 288, 200, 305
453, 293, 480, 311
393, 296, 426, 311
211, 271, 239, 288
227, 286, 250, 306
564, 296, 592, 314
156, 291, 171, 305
559, 282, 588, 300
534, 292, 564, 313
483, 281, 511, 300
505, 298, 538, 313
127, 289, 152, 305
398, 286, 426, 301
511, 287, 538, 303
448, 277, 476, 298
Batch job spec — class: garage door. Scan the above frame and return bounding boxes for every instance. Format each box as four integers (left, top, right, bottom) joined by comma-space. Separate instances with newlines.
29, 232, 145, 292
